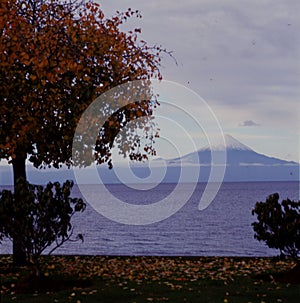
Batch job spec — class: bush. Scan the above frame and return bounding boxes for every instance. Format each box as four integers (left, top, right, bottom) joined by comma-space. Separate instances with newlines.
0, 179, 86, 275
252, 193, 300, 262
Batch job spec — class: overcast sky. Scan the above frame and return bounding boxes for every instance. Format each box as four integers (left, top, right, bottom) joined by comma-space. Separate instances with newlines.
100, 0, 300, 162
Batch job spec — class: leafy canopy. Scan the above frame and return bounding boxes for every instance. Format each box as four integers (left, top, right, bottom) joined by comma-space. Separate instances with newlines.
0, 0, 164, 168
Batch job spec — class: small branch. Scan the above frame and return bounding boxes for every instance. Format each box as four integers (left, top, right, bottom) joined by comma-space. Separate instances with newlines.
47, 228, 74, 255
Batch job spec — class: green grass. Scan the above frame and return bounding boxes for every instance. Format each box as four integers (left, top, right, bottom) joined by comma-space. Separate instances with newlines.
1, 255, 299, 303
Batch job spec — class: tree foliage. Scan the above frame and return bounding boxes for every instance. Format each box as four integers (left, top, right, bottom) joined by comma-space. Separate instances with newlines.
0, 0, 164, 171
252, 193, 300, 262
0, 179, 86, 275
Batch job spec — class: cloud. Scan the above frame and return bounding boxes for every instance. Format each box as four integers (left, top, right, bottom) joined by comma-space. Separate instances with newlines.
239, 120, 260, 127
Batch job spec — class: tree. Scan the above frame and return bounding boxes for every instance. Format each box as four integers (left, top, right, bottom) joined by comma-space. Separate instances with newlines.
0, 178, 86, 276
0, 0, 165, 264
252, 193, 300, 263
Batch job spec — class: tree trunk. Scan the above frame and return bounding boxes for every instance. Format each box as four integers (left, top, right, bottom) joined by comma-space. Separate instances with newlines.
12, 154, 27, 266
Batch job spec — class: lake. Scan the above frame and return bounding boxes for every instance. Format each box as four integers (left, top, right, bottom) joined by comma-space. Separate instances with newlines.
0, 181, 299, 256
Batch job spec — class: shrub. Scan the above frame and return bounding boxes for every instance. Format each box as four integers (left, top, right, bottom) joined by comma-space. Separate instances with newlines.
0, 179, 86, 275
252, 193, 300, 263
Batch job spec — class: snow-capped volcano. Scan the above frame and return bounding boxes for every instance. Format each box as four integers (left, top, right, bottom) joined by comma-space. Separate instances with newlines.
168, 134, 298, 168
164, 134, 299, 181
201, 134, 252, 152
169, 134, 253, 165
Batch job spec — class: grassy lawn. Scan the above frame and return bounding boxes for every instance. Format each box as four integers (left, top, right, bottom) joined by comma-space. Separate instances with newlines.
0, 255, 299, 303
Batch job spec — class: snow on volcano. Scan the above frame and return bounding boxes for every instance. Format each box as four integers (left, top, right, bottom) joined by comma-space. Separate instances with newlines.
200, 134, 252, 152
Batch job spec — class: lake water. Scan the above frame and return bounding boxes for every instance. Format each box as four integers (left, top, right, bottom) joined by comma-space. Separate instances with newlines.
0, 181, 299, 256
